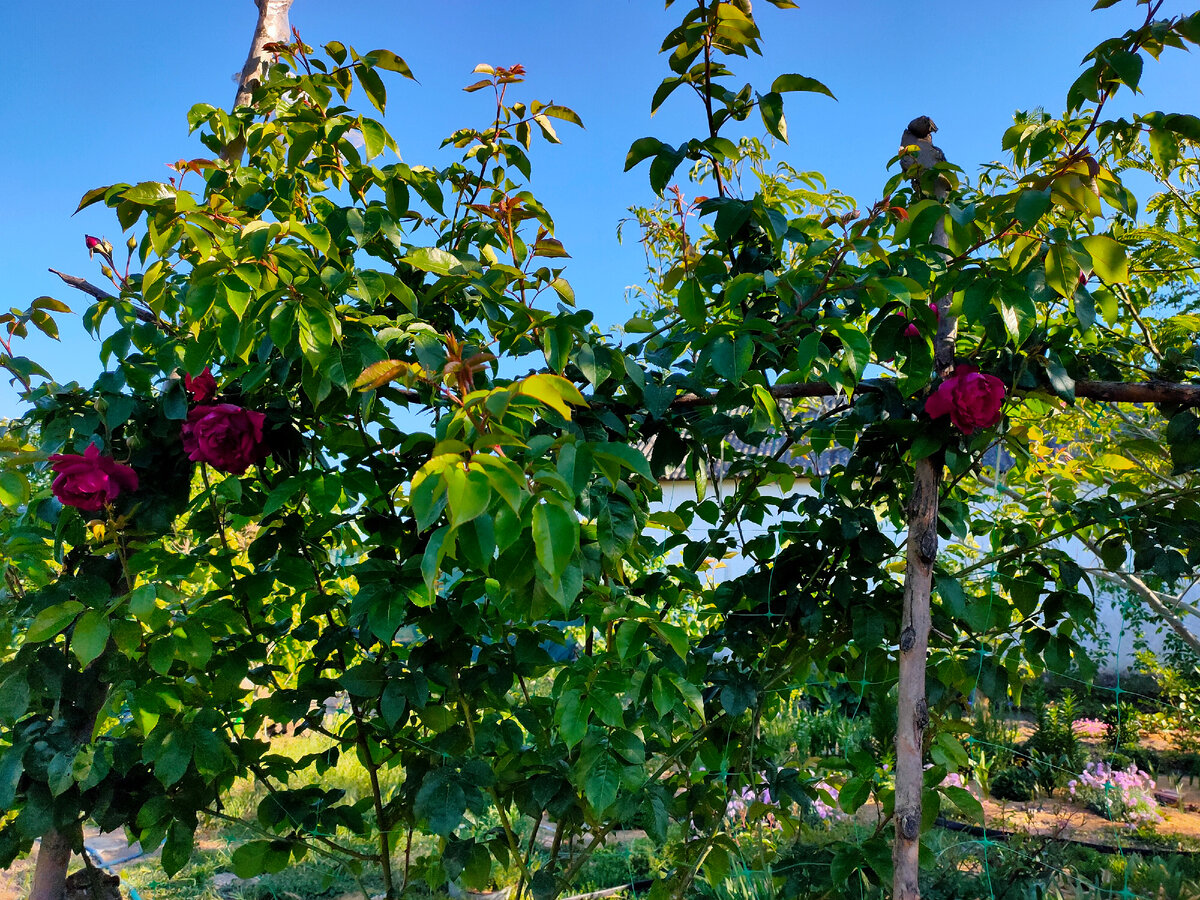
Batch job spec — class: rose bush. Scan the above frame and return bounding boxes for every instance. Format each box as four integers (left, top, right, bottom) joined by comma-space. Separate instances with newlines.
47, 443, 138, 512
180, 403, 266, 474
925, 365, 1006, 434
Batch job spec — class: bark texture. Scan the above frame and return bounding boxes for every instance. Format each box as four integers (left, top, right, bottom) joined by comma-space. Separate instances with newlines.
29, 830, 72, 900
222, 0, 295, 162
893, 120, 953, 900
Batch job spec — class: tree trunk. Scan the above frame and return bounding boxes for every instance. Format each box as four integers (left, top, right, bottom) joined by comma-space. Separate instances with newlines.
29, 830, 72, 900
222, 0, 295, 162
893, 119, 954, 900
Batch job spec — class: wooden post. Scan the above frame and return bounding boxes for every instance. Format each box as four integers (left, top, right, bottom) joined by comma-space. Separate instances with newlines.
222, 0, 295, 162
893, 116, 954, 900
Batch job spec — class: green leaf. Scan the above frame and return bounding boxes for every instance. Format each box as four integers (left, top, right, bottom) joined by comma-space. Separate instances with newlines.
944, 785, 984, 823
415, 771, 467, 836
651, 77, 685, 114
341, 662, 384, 697
406, 247, 465, 276
757, 91, 786, 142
1014, 188, 1051, 227
839, 775, 872, 813
445, 468, 490, 525
161, 822, 194, 877
1044, 244, 1081, 298
518, 373, 587, 420
710, 335, 753, 383
649, 148, 684, 195
75, 185, 113, 214
72, 610, 110, 667
232, 841, 291, 878
359, 119, 391, 159
770, 73, 837, 100
27, 601, 83, 642
155, 729, 192, 786
362, 49, 415, 79
1102, 48, 1142, 92
541, 104, 584, 127
354, 359, 410, 391
583, 752, 621, 812
122, 182, 176, 205
533, 238, 570, 259
0, 471, 30, 508
678, 279, 705, 327
355, 64, 387, 113
625, 137, 665, 171
533, 113, 560, 143
558, 689, 589, 748
591, 443, 653, 481
652, 622, 689, 660
828, 323, 871, 381
532, 502, 577, 578
1080, 235, 1129, 284
0, 674, 29, 719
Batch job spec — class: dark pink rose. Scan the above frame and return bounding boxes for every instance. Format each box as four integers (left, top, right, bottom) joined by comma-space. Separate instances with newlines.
925, 365, 1006, 435
184, 367, 218, 405
48, 443, 139, 512
181, 404, 267, 474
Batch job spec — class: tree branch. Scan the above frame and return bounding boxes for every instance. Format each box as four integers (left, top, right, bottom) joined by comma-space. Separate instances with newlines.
1081, 538, 1200, 659
48, 268, 172, 332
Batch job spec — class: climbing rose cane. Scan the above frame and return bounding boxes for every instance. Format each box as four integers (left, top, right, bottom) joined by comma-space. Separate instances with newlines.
183, 367, 218, 404
925, 365, 1006, 434
181, 404, 267, 474
48, 443, 139, 512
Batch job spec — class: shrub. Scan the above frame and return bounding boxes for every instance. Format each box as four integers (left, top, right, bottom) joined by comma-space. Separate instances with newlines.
990, 766, 1037, 802
1022, 691, 1086, 795
1067, 762, 1162, 826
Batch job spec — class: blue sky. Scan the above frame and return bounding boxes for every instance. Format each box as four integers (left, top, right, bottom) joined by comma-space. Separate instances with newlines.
0, 0, 1196, 417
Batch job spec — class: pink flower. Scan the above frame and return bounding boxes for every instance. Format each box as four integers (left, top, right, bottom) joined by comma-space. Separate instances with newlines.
181, 404, 267, 474
1072, 718, 1107, 739
183, 368, 218, 405
899, 302, 939, 338
924, 365, 1006, 435
48, 443, 139, 512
